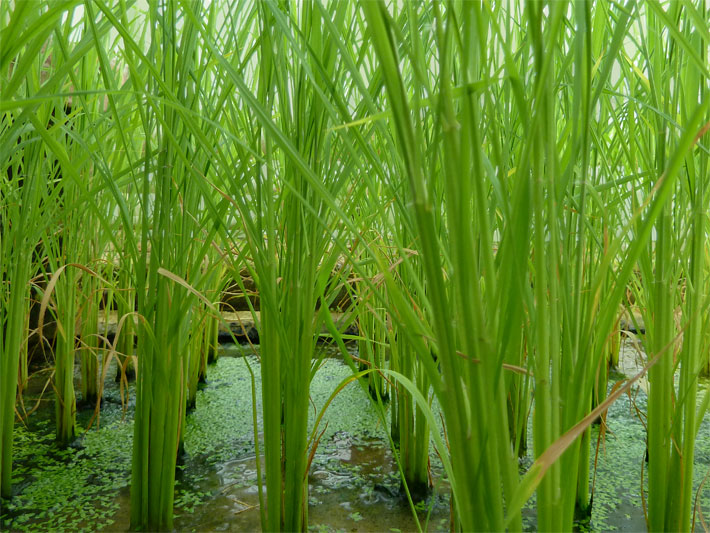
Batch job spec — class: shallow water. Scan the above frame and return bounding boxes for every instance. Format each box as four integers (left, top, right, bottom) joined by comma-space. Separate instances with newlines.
1, 346, 449, 532
2, 339, 710, 532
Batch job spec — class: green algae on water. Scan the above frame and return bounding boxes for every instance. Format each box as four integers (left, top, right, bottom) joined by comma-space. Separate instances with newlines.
1, 353, 391, 532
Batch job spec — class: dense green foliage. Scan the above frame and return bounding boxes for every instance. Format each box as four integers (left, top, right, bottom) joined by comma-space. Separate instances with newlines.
2, 1, 709, 531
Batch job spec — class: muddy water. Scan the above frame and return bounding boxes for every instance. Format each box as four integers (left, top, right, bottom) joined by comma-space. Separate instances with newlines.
2, 338, 710, 532
87, 445, 448, 533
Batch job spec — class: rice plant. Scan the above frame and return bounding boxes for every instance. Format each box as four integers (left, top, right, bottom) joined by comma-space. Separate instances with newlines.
1, 0, 92, 489
628, 3, 710, 529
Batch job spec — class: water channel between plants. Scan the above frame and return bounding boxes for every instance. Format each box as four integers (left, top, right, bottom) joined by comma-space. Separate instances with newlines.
2, 339, 710, 532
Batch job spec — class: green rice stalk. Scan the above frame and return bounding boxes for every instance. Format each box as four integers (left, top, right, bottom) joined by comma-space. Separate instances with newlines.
641, 1, 710, 529
101, 2, 218, 527
356, 246, 389, 403
0, 101, 57, 493
363, 2, 522, 529
1, 0, 86, 485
